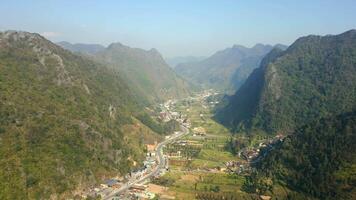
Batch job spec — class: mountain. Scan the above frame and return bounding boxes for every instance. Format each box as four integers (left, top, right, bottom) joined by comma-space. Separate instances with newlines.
246, 112, 356, 199
0, 31, 162, 199
164, 56, 206, 68
216, 30, 356, 133
174, 44, 284, 92
57, 41, 105, 54
93, 43, 192, 102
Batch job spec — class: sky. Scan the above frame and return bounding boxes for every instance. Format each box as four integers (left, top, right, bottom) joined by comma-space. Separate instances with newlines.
1, 0, 356, 57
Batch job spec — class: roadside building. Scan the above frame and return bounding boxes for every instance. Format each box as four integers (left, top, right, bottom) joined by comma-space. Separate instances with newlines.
130, 184, 147, 191
146, 142, 157, 157
102, 179, 118, 188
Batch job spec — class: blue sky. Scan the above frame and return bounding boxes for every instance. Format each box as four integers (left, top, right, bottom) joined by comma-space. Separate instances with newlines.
1, 0, 355, 57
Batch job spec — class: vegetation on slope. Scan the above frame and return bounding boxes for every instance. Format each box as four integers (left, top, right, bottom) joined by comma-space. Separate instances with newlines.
217, 30, 356, 133
93, 43, 192, 103
0, 31, 155, 199
244, 112, 356, 199
135, 112, 180, 135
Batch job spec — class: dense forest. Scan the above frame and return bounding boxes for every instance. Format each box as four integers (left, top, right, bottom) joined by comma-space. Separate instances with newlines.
243, 112, 356, 199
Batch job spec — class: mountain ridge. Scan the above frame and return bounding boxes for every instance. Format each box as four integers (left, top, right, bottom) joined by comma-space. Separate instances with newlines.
93, 42, 192, 103
216, 30, 356, 133
0, 30, 162, 199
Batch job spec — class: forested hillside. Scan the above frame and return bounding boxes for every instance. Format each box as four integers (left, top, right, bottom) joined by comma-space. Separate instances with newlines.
0, 31, 160, 199
217, 30, 356, 133
245, 112, 356, 199
92, 43, 192, 103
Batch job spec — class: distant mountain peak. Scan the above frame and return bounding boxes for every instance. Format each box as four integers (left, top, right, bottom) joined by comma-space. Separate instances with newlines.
232, 44, 247, 49
273, 43, 288, 50
149, 48, 159, 54
57, 41, 105, 54
94, 41, 191, 102
252, 43, 268, 48
107, 42, 125, 49
339, 29, 356, 37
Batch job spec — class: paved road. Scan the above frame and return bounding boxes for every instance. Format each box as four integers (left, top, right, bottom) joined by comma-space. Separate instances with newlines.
103, 125, 189, 200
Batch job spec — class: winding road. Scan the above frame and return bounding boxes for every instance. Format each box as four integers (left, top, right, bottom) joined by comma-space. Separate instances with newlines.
103, 125, 189, 200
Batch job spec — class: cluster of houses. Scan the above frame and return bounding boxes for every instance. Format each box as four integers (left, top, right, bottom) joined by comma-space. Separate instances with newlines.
127, 184, 155, 199
83, 178, 124, 199
239, 134, 285, 163
188, 89, 219, 109
159, 100, 191, 128
225, 160, 250, 174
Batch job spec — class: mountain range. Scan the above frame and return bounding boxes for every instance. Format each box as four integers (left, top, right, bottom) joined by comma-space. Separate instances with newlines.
2, 28, 356, 199
175, 44, 287, 92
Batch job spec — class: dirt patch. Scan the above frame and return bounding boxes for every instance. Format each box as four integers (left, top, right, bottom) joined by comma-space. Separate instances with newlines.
147, 183, 167, 194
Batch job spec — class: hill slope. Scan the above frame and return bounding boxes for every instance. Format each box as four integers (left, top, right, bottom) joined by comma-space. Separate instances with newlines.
175, 44, 282, 92
216, 30, 356, 133
0, 31, 158, 199
247, 112, 356, 199
92, 43, 192, 103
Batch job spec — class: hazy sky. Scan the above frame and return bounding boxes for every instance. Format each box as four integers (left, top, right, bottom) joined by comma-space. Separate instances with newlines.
1, 0, 356, 57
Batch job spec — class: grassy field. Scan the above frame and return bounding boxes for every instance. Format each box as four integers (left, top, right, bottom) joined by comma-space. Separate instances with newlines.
155, 170, 251, 200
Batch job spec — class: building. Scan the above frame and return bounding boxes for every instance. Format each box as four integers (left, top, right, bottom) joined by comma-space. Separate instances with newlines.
130, 184, 147, 191
103, 179, 118, 188
146, 142, 157, 157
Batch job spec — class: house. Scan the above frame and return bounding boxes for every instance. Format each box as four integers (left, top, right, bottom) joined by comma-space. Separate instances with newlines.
146, 142, 157, 157
241, 149, 259, 161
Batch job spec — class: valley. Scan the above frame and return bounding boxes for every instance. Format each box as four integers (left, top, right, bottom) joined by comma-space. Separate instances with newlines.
1, 2, 356, 199
81, 90, 286, 200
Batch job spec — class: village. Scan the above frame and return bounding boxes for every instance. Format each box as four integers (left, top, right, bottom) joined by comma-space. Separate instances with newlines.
81, 90, 285, 200
81, 96, 192, 200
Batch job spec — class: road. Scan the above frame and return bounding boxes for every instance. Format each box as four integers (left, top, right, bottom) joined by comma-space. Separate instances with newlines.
103, 125, 189, 200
